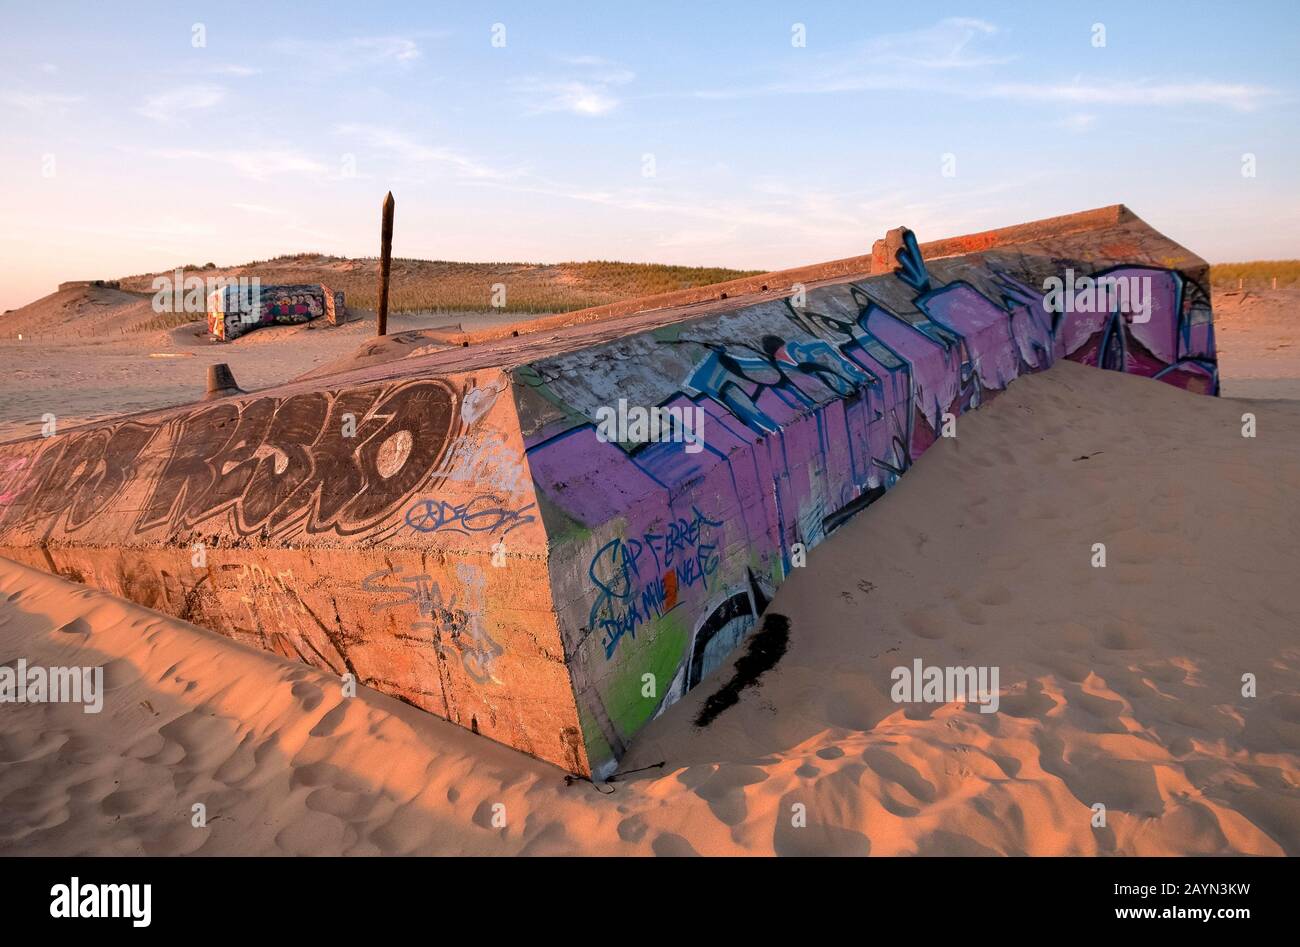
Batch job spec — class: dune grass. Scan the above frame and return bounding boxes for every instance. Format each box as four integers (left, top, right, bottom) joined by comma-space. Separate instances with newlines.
117, 256, 765, 316
1209, 260, 1300, 290
110, 255, 1300, 323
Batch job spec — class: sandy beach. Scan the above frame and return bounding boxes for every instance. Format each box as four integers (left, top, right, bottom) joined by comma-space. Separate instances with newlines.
0, 283, 530, 442
2, 353, 1295, 856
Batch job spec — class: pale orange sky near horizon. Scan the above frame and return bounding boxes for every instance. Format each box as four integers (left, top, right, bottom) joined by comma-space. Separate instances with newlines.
2, 3, 1297, 312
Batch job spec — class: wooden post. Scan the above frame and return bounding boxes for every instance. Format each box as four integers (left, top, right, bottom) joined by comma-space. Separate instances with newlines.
377, 191, 395, 336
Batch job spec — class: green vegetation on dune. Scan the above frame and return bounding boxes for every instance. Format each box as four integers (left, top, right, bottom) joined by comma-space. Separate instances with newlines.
116, 255, 764, 316
99, 255, 1300, 322
1209, 260, 1300, 289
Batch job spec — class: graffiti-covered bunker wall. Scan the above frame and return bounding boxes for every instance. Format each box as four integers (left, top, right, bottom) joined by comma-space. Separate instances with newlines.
207, 282, 346, 341
0, 205, 1216, 777
0, 367, 584, 770
517, 205, 1216, 777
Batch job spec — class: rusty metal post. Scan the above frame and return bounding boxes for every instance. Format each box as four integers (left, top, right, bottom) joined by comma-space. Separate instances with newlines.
204, 362, 244, 400
377, 191, 395, 336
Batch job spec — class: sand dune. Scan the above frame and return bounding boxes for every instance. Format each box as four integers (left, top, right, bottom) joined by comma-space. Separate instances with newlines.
0, 290, 535, 442
1214, 287, 1300, 399
1, 360, 1295, 855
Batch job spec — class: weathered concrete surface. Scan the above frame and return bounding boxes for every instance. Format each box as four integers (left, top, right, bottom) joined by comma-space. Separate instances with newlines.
0, 368, 585, 771
0, 205, 1217, 776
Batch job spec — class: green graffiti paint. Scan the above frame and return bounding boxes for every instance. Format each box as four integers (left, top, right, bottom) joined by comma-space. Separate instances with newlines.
602, 615, 689, 735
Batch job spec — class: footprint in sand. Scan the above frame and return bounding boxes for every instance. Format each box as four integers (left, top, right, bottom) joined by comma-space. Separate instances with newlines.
617, 814, 649, 843
691, 764, 768, 827
914, 829, 1003, 856
1142, 661, 1191, 685
976, 585, 1014, 607
0, 730, 69, 765
308, 701, 351, 738
212, 732, 261, 785
861, 747, 937, 804
305, 785, 379, 821
471, 798, 507, 835
1072, 688, 1126, 722
1034, 650, 1092, 682
998, 682, 1060, 719
275, 810, 350, 856
157, 708, 243, 772
902, 610, 948, 640
290, 681, 324, 713
100, 658, 140, 692
1096, 619, 1150, 651
99, 787, 157, 818
773, 784, 872, 855
822, 688, 882, 730
140, 820, 207, 856
651, 832, 701, 856
125, 731, 166, 761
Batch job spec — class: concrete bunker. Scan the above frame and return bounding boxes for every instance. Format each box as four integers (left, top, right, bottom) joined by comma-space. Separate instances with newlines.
0, 205, 1217, 777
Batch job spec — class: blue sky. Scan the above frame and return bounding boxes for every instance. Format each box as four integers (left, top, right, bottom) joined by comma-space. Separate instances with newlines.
0, 0, 1296, 310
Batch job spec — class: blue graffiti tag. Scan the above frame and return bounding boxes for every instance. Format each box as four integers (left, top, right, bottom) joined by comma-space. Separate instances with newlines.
405, 496, 537, 536
361, 565, 504, 684
588, 506, 723, 660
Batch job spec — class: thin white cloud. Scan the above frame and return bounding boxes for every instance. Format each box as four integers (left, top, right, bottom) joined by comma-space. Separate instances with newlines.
152, 148, 329, 180
553, 55, 634, 81
0, 90, 82, 114
335, 121, 875, 243
269, 35, 424, 71
525, 80, 621, 115
334, 124, 522, 180
696, 17, 1009, 99
517, 56, 635, 116
210, 64, 261, 78
865, 17, 1009, 70
689, 16, 1275, 112
356, 36, 421, 62
1054, 112, 1097, 132
137, 84, 225, 123
988, 79, 1274, 111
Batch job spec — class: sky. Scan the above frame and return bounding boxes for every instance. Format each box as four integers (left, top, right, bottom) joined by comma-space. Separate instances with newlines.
0, 0, 1297, 311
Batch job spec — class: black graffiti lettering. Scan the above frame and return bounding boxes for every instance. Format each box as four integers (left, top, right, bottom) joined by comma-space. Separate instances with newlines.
345, 382, 456, 527
33, 429, 109, 523
68, 422, 156, 530
139, 403, 239, 532
1, 420, 157, 533
243, 391, 330, 534
266, 390, 365, 533
136, 379, 459, 539
195, 397, 277, 528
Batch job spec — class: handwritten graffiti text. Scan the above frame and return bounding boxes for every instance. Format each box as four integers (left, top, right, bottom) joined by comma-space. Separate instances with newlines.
589, 507, 723, 659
